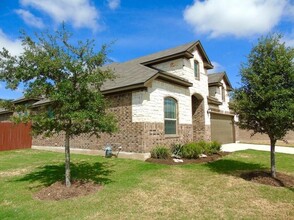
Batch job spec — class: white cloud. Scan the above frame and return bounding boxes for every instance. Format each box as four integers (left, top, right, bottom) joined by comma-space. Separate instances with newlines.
284, 38, 294, 47
208, 61, 224, 74
0, 29, 23, 56
20, 0, 100, 31
108, 0, 120, 10
184, 0, 288, 38
15, 9, 45, 28
283, 33, 294, 47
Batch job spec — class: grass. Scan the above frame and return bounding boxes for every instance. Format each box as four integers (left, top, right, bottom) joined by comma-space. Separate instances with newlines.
0, 149, 293, 219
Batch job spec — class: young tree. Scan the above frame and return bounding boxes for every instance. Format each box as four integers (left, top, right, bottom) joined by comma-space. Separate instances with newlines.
234, 34, 294, 177
0, 26, 117, 187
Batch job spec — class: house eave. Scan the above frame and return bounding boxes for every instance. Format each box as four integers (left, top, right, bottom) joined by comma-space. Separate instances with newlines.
30, 100, 53, 108
141, 51, 194, 66
0, 110, 13, 115
207, 96, 222, 105
101, 83, 147, 95
156, 72, 193, 87
209, 82, 222, 87
209, 109, 235, 116
204, 63, 214, 69
102, 71, 192, 95
12, 97, 41, 104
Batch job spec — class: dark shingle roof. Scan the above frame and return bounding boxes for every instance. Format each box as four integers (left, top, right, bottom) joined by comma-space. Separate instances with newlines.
101, 40, 212, 93
208, 72, 225, 84
101, 62, 158, 93
208, 72, 233, 90
12, 96, 40, 103
31, 98, 52, 107
1, 41, 212, 106
129, 41, 196, 64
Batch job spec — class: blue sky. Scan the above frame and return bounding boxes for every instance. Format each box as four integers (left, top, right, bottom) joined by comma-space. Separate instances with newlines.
0, 0, 293, 99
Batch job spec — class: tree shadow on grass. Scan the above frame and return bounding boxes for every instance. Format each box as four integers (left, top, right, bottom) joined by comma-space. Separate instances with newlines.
204, 159, 294, 190
204, 158, 266, 175
15, 161, 114, 187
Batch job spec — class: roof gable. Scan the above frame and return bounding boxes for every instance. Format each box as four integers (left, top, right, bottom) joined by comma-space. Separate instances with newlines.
133, 41, 213, 69
102, 40, 213, 93
208, 72, 233, 91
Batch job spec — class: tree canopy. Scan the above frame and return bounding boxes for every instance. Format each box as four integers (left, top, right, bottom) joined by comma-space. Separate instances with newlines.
233, 33, 294, 177
0, 26, 117, 186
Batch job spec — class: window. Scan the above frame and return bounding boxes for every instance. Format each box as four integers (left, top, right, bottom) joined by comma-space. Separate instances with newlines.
222, 86, 226, 101
194, 60, 199, 79
164, 97, 177, 134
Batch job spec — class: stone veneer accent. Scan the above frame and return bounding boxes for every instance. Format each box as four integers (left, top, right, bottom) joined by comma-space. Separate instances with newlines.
132, 80, 192, 124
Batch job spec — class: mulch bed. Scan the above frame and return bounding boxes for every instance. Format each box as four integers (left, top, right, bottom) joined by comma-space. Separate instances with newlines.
34, 180, 102, 201
240, 171, 294, 188
145, 152, 230, 165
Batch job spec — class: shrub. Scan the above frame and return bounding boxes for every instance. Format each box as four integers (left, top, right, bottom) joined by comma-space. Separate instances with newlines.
180, 141, 222, 158
150, 146, 170, 159
209, 141, 221, 154
171, 143, 184, 157
181, 142, 203, 159
197, 140, 210, 155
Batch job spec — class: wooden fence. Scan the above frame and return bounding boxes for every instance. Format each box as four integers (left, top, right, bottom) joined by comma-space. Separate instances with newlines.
0, 122, 32, 151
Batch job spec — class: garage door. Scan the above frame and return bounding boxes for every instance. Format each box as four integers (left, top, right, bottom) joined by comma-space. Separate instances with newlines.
211, 114, 234, 144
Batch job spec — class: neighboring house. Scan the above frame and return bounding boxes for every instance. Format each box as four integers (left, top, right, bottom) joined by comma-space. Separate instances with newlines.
0, 108, 12, 122
0, 97, 41, 121
0, 41, 238, 152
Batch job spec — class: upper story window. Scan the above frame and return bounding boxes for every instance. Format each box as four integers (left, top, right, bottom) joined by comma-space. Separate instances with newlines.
164, 97, 177, 135
194, 60, 199, 79
222, 86, 226, 101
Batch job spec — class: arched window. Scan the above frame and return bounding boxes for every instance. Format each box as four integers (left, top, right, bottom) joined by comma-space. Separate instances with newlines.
164, 97, 177, 134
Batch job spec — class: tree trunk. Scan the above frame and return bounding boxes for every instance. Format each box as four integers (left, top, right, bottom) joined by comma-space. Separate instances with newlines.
270, 138, 277, 178
65, 132, 71, 187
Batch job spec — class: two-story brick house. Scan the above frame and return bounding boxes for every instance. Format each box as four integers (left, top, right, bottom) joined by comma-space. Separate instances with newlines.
1, 40, 236, 152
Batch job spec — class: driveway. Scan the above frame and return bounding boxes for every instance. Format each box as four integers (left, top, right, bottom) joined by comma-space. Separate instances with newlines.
222, 143, 294, 155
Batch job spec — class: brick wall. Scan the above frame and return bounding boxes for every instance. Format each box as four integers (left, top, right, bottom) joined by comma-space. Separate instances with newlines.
33, 91, 202, 153
192, 96, 205, 140
141, 123, 193, 152
33, 92, 145, 152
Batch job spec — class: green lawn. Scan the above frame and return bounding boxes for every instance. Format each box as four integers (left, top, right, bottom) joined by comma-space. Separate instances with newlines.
0, 149, 293, 220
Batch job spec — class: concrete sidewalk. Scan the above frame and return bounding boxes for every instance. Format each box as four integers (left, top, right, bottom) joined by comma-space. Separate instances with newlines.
221, 143, 294, 154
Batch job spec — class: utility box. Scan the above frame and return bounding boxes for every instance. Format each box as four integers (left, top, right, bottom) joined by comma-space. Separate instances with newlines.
105, 144, 112, 158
